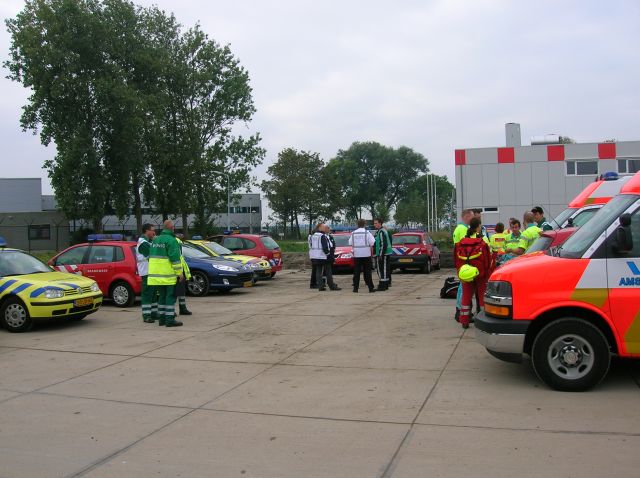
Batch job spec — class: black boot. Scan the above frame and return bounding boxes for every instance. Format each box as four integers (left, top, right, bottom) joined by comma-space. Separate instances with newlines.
165, 320, 183, 327
179, 308, 192, 316
329, 285, 342, 291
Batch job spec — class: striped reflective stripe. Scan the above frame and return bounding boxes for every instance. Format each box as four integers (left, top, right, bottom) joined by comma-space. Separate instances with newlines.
458, 253, 482, 261
30, 287, 47, 298
0, 280, 18, 294
10, 283, 32, 295
148, 273, 176, 278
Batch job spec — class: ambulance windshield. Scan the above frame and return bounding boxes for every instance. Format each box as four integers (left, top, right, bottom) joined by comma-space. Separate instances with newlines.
559, 195, 637, 259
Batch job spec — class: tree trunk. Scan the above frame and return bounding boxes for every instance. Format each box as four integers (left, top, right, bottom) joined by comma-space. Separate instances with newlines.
133, 176, 142, 235
181, 212, 189, 239
294, 215, 301, 239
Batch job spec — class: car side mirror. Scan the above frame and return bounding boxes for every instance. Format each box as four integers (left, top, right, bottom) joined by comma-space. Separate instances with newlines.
613, 213, 633, 253
566, 217, 574, 227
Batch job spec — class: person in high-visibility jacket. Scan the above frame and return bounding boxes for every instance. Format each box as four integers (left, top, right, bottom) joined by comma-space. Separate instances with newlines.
148, 220, 184, 327
489, 222, 507, 266
513, 211, 542, 255
174, 237, 192, 316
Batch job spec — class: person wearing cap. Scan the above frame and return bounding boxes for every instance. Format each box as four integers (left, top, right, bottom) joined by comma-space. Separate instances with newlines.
454, 217, 493, 329
531, 206, 553, 231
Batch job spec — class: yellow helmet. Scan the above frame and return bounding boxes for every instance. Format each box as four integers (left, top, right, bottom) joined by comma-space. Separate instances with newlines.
458, 264, 479, 282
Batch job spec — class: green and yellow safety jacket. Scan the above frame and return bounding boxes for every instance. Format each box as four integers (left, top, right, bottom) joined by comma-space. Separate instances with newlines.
518, 224, 542, 252
176, 238, 192, 281
148, 229, 183, 286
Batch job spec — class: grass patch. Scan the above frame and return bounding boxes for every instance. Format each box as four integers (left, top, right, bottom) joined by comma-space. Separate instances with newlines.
31, 251, 57, 263
276, 240, 309, 253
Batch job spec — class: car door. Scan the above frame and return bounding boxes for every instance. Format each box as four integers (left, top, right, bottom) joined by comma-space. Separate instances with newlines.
51, 245, 90, 275
84, 245, 117, 294
605, 200, 640, 354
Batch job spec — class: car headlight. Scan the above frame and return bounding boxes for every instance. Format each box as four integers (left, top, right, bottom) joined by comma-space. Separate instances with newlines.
44, 288, 64, 299
212, 264, 239, 272
341, 253, 353, 259
91, 283, 100, 292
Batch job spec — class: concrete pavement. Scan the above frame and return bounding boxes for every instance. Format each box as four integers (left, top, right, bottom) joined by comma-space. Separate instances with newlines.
1, 269, 639, 477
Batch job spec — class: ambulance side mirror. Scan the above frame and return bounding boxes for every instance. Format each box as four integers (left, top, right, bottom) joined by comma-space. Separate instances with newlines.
613, 214, 633, 253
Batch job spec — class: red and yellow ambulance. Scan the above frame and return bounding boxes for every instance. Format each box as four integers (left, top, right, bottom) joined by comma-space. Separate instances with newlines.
475, 171, 640, 391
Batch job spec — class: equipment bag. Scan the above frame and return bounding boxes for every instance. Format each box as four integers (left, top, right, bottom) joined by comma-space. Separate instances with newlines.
440, 276, 460, 299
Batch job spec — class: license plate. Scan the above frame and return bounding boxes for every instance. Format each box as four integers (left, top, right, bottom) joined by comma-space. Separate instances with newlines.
74, 297, 93, 307
399, 258, 413, 263
243, 281, 253, 288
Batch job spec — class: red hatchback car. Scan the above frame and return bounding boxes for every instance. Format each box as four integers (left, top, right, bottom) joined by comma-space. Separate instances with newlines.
210, 234, 282, 277
331, 233, 354, 271
49, 235, 141, 307
390, 230, 441, 273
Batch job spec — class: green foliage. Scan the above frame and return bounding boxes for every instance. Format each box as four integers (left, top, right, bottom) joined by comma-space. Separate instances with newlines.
5, 0, 263, 233
326, 142, 428, 219
262, 148, 340, 238
394, 174, 455, 229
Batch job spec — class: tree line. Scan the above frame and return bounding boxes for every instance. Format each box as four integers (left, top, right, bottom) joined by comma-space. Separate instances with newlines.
6, 0, 263, 236
261, 142, 455, 238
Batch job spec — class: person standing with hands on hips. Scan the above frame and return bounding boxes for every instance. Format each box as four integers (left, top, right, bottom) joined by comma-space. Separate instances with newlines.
148, 219, 184, 327
349, 219, 376, 293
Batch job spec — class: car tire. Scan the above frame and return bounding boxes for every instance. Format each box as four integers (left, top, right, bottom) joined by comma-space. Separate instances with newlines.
110, 281, 135, 307
1, 297, 33, 333
434, 258, 441, 270
421, 259, 432, 274
531, 318, 611, 392
270, 272, 277, 278
188, 271, 210, 297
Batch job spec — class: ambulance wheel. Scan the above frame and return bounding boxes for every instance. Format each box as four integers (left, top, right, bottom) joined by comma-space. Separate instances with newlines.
111, 281, 135, 307
188, 271, 210, 297
1, 297, 33, 333
531, 318, 610, 392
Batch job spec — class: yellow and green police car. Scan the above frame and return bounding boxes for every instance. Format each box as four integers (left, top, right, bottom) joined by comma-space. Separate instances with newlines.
186, 239, 272, 281
0, 240, 102, 332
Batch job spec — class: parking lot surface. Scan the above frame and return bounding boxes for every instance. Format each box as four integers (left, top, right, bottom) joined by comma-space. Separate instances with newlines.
1, 270, 639, 477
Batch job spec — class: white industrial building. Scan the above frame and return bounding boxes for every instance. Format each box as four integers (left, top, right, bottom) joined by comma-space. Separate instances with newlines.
454, 124, 640, 226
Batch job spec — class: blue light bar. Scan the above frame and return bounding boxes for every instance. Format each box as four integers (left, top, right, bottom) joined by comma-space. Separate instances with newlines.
87, 234, 124, 241
602, 172, 619, 181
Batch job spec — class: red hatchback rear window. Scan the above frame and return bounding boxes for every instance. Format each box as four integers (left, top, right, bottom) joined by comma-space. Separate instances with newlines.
260, 236, 280, 250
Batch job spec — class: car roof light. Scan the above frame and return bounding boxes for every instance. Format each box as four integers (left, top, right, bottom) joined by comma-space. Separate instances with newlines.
601, 172, 619, 181
88, 233, 124, 241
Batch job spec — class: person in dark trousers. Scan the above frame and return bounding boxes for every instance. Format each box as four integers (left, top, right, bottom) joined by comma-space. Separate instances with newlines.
373, 218, 392, 291
320, 224, 341, 291
349, 218, 376, 293
174, 236, 192, 316
136, 223, 157, 323
308, 223, 321, 289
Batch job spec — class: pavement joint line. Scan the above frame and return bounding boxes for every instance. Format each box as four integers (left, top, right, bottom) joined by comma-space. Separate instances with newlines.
66, 408, 198, 478
380, 327, 465, 478
0, 346, 134, 357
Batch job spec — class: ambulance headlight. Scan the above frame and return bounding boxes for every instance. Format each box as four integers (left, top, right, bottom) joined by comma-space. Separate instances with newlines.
91, 283, 100, 292
484, 281, 512, 318
44, 289, 65, 299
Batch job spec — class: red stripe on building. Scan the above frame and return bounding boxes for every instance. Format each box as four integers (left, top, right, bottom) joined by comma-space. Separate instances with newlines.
455, 149, 466, 166
598, 143, 616, 159
547, 145, 565, 161
497, 147, 514, 164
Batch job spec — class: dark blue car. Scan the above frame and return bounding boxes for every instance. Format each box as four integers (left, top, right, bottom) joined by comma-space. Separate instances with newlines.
182, 243, 254, 296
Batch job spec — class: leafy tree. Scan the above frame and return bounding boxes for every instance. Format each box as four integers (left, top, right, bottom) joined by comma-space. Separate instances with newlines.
326, 142, 429, 219
394, 174, 455, 229
261, 148, 339, 238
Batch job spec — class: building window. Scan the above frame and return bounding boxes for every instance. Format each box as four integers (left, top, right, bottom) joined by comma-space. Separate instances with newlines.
618, 158, 640, 175
471, 207, 499, 213
28, 224, 51, 240
250, 206, 260, 213
566, 160, 598, 176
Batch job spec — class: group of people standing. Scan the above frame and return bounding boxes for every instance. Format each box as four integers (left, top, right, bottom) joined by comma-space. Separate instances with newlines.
135, 219, 192, 327
452, 206, 550, 329
308, 218, 393, 293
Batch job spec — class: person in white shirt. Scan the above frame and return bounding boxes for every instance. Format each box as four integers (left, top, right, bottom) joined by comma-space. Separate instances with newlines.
348, 218, 376, 293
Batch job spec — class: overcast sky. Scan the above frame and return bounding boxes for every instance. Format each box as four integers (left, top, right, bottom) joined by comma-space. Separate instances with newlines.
1, 0, 639, 196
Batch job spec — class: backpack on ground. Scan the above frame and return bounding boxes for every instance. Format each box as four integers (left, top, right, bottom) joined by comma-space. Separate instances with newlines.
440, 276, 459, 299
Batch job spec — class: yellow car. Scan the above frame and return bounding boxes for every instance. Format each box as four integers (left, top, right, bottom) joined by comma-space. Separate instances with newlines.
186, 239, 272, 281
0, 243, 102, 332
